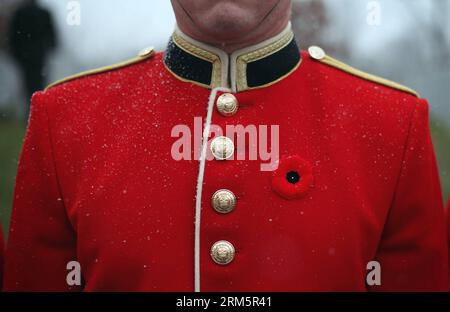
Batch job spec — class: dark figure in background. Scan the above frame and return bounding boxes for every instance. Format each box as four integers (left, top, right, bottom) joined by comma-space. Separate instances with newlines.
8, 0, 57, 120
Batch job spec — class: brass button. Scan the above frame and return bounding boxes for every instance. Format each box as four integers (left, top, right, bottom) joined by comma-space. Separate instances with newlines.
211, 136, 234, 160
212, 190, 236, 214
308, 46, 326, 60
216, 93, 238, 117
211, 240, 235, 265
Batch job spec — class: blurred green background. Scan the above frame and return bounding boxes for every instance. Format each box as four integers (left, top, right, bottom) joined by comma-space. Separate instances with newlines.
0, 120, 25, 235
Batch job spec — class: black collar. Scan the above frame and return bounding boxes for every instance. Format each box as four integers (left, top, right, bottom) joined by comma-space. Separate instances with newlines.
164, 25, 301, 92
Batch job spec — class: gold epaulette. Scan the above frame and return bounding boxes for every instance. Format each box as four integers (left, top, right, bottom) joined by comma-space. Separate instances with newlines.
308, 46, 419, 98
45, 47, 155, 91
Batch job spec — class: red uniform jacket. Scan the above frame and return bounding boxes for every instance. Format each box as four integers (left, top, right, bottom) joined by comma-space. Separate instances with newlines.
448, 197, 450, 264
0, 224, 3, 290
4, 26, 449, 292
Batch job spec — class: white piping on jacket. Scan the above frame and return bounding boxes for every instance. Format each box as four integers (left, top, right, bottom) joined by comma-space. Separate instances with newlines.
194, 87, 231, 292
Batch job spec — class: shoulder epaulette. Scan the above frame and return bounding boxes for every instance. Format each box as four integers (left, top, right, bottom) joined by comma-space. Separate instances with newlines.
307, 46, 419, 98
45, 47, 155, 91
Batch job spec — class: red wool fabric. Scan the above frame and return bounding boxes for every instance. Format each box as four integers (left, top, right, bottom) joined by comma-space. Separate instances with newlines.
3, 51, 449, 291
0, 224, 3, 290
448, 197, 450, 265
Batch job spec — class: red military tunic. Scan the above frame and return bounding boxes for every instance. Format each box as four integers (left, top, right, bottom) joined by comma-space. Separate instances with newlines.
448, 197, 450, 238
4, 25, 449, 291
0, 224, 3, 290
448, 197, 450, 270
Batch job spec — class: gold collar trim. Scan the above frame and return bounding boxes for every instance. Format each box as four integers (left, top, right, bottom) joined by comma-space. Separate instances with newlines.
165, 23, 301, 92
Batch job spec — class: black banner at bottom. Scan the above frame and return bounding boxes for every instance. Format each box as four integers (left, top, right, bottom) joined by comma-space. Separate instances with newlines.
1, 292, 450, 310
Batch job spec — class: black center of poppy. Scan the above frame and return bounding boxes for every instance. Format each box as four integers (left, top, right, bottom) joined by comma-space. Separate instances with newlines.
286, 171, 301, 184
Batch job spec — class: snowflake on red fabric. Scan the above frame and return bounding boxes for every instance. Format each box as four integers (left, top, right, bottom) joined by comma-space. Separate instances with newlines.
272, 155, 314, 200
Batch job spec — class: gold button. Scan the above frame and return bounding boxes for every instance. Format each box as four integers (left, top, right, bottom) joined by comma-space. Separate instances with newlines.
308, 46, 326, 60
211, 240, 235, 265
211, 136, 234, 160
138, 46, 155, 58
216, 93, 238, 117
212, 190, 236, 214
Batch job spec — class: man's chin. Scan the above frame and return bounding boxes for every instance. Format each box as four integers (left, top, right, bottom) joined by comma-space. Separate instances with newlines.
195, 20, 255, 45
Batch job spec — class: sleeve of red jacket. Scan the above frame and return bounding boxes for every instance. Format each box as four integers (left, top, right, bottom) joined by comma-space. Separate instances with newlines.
448, 196, 450, 282
372, 99, 450, 291
447, 197, 450, 240
1, 223, 4, 290
3, 92, 81, 291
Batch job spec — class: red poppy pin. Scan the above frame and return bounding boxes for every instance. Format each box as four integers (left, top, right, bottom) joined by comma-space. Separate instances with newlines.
271, 155, 314, 200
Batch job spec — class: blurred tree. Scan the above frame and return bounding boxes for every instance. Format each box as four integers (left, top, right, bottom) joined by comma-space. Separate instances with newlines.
291, 0, 349, 57
381, 1, 450, 80
401, 0, 450, 69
